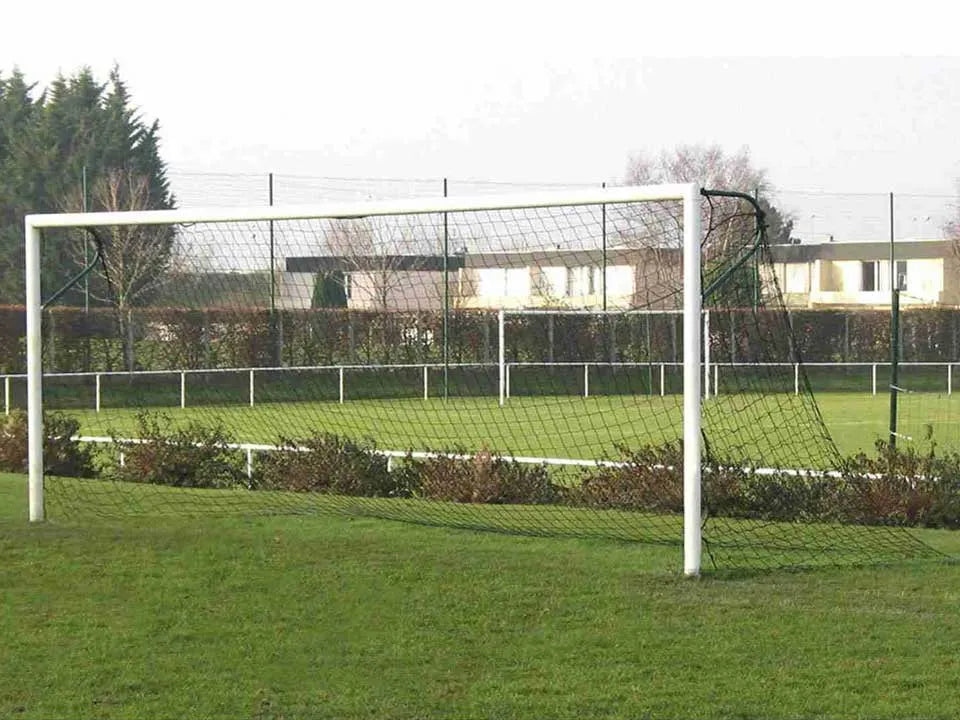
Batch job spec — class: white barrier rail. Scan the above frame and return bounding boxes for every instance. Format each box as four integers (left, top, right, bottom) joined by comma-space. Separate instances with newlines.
4, 360, 960, 415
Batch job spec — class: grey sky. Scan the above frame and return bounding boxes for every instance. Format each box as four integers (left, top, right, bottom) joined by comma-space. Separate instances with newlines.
4, 1, 960, 242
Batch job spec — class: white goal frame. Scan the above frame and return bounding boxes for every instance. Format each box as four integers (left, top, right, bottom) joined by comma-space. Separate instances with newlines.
24, 183, 703, 575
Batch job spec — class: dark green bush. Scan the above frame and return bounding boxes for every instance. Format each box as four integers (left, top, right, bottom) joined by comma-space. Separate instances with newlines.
836, 440, 960, 529
572, 444, 684, 512
403, 448, 560, 504
569, 441, 960, 529
0, 409, 94, 477
256, 433, 408, 497
704, 464, 840, 523
103, 411, 246, 488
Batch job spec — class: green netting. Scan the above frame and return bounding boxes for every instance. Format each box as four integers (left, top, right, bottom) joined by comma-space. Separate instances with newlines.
33, 190, 941, 572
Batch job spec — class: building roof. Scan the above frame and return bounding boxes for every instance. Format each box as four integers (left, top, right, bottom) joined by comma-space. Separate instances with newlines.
768, 239, 953, 263
285, 246, 676, 273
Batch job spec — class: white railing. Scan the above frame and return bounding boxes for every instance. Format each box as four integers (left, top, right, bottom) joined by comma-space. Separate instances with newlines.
4, 360, 960, 415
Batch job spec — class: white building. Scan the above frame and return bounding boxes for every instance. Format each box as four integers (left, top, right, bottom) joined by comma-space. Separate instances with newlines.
767, 239, 959, 308
280, 247, 681, 311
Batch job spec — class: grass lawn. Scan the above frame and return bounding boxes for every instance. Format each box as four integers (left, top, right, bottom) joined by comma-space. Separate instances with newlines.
58, 391, 960, 466
2, 473, 959, 719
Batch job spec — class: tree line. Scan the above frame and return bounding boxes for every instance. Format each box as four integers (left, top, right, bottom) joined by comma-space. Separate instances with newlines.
0, 66, 175, 307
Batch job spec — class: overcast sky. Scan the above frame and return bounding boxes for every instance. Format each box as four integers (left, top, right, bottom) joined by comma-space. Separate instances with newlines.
4, 0, 960, 241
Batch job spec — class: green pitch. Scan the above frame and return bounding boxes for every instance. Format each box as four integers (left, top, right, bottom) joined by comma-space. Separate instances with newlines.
61, 391, 960, 464
1, 474, 958, 719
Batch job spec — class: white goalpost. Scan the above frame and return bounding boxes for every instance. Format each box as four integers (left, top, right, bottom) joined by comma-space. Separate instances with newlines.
24, 183, 704, 575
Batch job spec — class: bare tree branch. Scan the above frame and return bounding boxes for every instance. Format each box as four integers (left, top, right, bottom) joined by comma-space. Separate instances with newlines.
62, 168, 179, 312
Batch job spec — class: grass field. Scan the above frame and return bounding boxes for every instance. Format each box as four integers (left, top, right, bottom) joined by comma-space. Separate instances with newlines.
60, 391, 960, 463
2, 473, 959, 719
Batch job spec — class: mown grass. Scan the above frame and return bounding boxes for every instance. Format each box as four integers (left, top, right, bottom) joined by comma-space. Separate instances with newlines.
53, 391, 960, 476
1, 473, 959, 719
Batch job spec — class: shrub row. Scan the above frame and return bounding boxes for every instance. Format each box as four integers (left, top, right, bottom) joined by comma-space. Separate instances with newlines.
576, 442, 960, 529
2, 411, 958, 529
0, 410, 94, 478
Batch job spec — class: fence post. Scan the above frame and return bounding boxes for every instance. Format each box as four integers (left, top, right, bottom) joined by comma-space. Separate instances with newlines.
423, 365, 429, 400
339, 366, 344, 404
249, 369, 255, 407
95, 373, 101, 413
949, 364, 952, 396
713, 364, 718, 396
246, 448, 254, 480
583, 364, 589, 398
660, 363, 665, 396
794, 363, 799, 395
498, 309, 505, 406
872, 363, 877, 396
3, 376, 8, 415
180, 372, 186, 409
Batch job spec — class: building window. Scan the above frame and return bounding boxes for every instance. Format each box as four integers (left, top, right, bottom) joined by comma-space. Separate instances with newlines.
504, 268, 529, 298
477, 268, 530, 298
861, 261, 877, 291
540, 267, 566, 297
896, 260, 908, 291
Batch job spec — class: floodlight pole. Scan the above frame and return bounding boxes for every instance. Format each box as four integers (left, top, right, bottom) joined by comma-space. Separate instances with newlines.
889, 192, 899, 449
683, 185, 702, 577
82, 166, 89, 313
443, 178, 450, 401
601, 181, 607, 312
269, 172, 276, 312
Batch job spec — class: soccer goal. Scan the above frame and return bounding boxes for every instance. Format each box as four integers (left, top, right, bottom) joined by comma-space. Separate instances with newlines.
22, 183, 936, 574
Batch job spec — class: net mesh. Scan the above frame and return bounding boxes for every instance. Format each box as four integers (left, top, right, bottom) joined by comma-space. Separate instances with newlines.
29, 190, 939, 571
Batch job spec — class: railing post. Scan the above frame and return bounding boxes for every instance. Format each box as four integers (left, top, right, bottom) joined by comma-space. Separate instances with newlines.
794, 363, 799, 395
4, 375, 9, 416
713, 364, 719, 396
423, 365, 429, 400
948, 363, 952, 396
872, 363, 877, 396
249, 369, 255, 407
583, 364, 589, 398
95, 373, 101, 413
498, 309, 505, 407
246, 448, 254, 480
180, 372, 186, 409
339, 366, 344, 404
660, 363, 665, 396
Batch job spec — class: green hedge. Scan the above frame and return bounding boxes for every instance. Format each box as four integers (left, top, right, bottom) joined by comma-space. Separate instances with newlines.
3, 305, 960, 375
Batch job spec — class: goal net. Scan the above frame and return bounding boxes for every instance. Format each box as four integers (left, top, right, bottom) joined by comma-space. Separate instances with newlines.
21, 184, 937, 573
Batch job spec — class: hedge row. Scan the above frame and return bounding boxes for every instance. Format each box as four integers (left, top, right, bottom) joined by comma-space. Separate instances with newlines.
3, 411, 957, 529
2, 305, 960, 375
